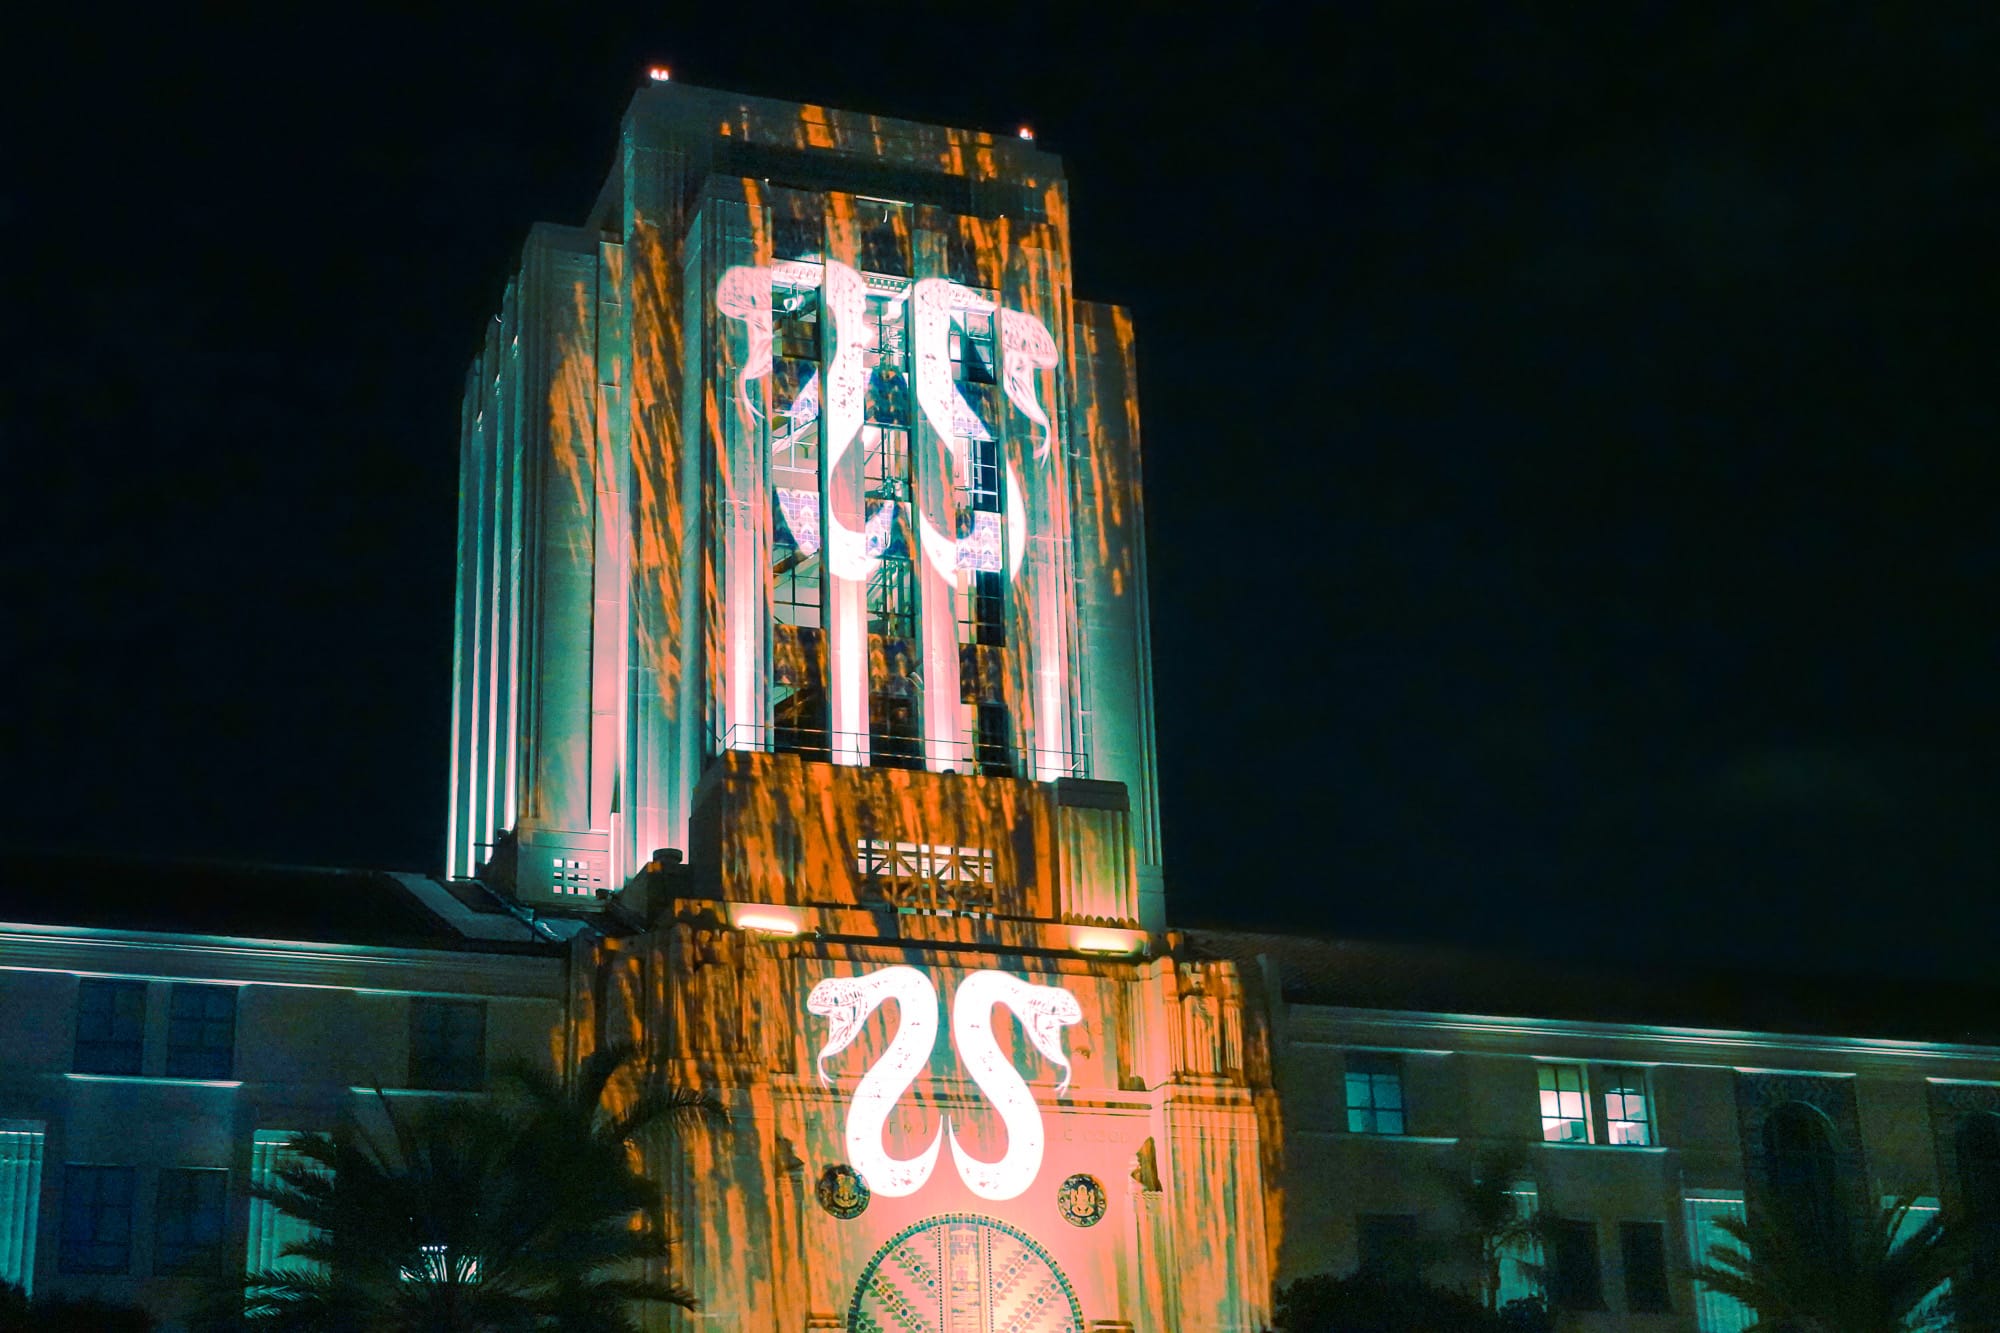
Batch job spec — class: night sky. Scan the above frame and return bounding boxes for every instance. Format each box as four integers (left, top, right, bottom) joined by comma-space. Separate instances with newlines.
9, 7, 1996, 984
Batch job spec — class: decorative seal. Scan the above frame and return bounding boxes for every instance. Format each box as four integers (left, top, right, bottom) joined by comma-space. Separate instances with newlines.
816, 1163, 871, 1219
1056, 1172, 1107, 1228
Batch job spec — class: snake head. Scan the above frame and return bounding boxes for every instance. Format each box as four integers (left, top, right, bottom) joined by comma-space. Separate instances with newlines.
1019, 985, 1084, 1096
806, 977, 866, 1085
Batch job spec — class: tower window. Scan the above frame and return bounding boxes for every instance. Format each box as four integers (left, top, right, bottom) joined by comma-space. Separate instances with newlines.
951, 308, 998, 384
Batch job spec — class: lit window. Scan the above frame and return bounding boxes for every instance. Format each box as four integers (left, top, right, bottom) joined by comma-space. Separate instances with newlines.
155, 1168, 228, 1273
1345, 1052, 1405, 1135
1539, 1064, 1590, 1142
59, 1164, 134, 1274
166, 984, 237, 1080
1604, 1067, 1652, 1146
248, 1130, 317, 1277
951, 308, 997, 385
74, 979, 146, 1076
409, 999, 486, 1091
1684, 1192, 1754, 1332
0, 1121, 45, 1294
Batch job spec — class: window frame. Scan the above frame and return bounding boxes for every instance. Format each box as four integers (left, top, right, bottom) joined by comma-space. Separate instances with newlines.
58, 1164, 136, 1275
155, 1167, 230, 1274
1344, 1051, 1407, 1137
74, 978, 147, 1077
1537, 1062, 1592, 1143
1548, 1216, 1607, 1312
1601, 1065, 1654, 1147
1619, 1219, 1672, 1313
165, 983, 238, 1081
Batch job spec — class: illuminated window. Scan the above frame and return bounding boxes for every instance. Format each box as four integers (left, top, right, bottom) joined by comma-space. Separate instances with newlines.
864, 412, 922, 769
773, 272, 821, 361
958, 429, 1004, 652
155, 1168, 228, 1273
1344, 1052, 1405, 1135
248, 1130, 316, 1277
1499, 1183, 1544, 1306
409, 999, 485, 1091
951, 308, 997, 385
0, 1122, 44, 1295
1547, 1218, 1605, 1311
1683, 1193, 1754, 1333
864, 295, 910, 428
166, 984, 236, 1080
1887, 1195, 1952, 1324
1538, 1064, 1590, 1142
1602, 1067, 1652, 1146
74, 979, 145, 1076
1619, 1221, 1670, 1313
59, 1165, 134, 1274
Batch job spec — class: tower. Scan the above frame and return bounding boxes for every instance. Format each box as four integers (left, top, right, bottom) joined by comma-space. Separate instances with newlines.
447, 80, 1163, 933
449, 81, 1273, 1330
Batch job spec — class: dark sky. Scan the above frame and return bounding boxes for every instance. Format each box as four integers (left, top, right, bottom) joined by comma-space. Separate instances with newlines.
8, 6, 1996, 983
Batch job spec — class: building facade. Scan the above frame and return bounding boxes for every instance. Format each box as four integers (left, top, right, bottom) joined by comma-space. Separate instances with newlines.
440, 78, 2000, 1332
0, 860, 567, 1325
449, 80, 1273, 1329
11, 76, 1995, 1333
1209, 932, 2000, 1330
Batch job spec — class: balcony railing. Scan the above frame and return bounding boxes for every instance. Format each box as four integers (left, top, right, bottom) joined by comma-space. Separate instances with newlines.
711, 722, 1086, 780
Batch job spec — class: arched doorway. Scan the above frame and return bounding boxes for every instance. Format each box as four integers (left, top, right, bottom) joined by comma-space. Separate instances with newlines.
847, 1213, 1084, 1332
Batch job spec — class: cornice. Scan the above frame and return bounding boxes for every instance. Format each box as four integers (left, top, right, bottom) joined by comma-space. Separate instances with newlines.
0, 922, 565, 1000
1286, 1004, 2000, 1072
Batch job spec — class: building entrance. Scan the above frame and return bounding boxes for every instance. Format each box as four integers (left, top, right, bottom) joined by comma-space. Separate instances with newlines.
847, 1213, 1083, 1332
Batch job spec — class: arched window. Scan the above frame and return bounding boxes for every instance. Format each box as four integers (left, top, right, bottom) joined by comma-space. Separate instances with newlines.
1960, 1113, 2000, 1223
1764, 1102, 1842, 1250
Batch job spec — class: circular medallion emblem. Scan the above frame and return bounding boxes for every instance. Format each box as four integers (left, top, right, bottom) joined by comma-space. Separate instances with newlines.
1056, 1172, 1107, 1227
816, 1163, 870, 1219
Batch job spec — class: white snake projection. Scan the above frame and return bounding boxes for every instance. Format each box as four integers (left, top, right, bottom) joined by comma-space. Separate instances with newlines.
806, 966, 1083, 1200
716, 260, 1057, 585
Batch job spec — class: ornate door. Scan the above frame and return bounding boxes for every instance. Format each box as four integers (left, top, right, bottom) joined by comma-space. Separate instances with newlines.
848, 1213, 1083, 1332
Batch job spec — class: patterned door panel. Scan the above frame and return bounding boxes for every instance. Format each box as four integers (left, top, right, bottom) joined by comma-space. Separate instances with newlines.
849, 1213, 1083, 1332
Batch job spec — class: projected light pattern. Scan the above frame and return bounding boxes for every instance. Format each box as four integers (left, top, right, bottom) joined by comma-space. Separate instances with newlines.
717, 261, 1058, 584
808, 966, 1081, 1202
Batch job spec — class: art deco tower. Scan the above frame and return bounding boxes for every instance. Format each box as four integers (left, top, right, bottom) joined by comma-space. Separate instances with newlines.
447, 81, 1272, 1332
447, 79, 1163, 933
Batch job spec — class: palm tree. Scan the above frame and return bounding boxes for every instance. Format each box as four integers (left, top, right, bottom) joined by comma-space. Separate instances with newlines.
1692, 1195, 1961, 1333
1434, 1142, 1543, 1313
230, 1044, 723, 1332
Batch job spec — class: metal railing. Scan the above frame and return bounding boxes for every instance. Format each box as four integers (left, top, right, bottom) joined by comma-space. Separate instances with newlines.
711, 722, 1086, 779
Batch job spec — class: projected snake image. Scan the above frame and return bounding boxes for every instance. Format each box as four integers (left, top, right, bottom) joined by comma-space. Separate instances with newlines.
807, 966, 1082, 1201
717, 260, 1056, 584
